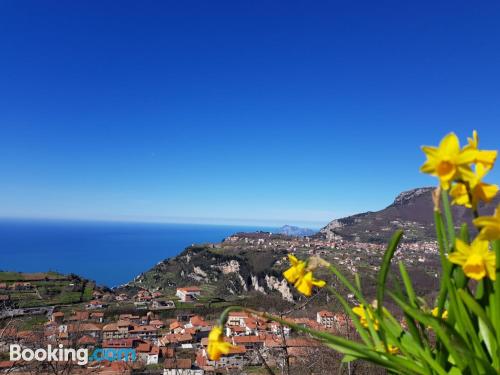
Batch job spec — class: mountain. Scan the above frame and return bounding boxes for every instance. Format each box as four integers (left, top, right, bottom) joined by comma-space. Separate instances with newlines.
122, 187, 498, 307
125, 240, 297, 311
318, 187, 500, 243
277, 225, 316, 237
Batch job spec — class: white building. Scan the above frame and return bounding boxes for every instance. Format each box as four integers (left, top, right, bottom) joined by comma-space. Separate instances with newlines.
176, 287, 201, 302
316, 310, 335, 328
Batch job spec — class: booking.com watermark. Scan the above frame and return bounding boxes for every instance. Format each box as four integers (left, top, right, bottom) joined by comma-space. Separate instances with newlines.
10, 344, 136, 366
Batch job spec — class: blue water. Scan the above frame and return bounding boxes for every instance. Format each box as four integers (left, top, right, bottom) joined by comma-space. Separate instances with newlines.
0, 219, 276, 287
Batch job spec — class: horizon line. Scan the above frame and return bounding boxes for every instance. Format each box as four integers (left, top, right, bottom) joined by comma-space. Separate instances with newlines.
0, 215, 329, 230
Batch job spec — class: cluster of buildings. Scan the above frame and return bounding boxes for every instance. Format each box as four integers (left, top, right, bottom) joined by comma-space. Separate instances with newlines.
223, 232, 439, 277
0, 230, 441, 373
0, 298, 352, 374
224, 232, 438, 255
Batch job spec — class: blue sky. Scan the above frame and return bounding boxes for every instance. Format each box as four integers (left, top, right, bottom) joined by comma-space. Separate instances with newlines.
1, 1, 499, 228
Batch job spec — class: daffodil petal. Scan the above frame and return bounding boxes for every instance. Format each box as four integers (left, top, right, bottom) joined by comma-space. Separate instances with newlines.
439, 133, 460, 157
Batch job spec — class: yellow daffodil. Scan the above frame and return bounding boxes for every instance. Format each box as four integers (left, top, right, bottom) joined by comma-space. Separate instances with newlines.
465, 130, 497, 171
283, 255, 326, 297
207, 326, 235, 361
387, 345, 399, 354
474, 204, 500, 241
293, 271, 326, 297
449, 146, 498, 208
448, 238, 496, 281
352, 305, 379, 330
420, 132, 476, 189
376, 344, 399, 354
283, 254, 306, 284
450, 178, 498, 209
431, 307, 449, 320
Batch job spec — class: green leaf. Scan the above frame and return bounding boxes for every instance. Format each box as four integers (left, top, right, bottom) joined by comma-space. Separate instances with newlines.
326, 286, 373, 346
341, 355, 357, 363
457, 289, 495, 336
447, 367, 462, 375
377, 230, 403, 316
441, 189, 456, 248
493, 239, 500, 365
389, 291, 468, 370
478, 317, 497, 367
460, 223, 470, 243
262, 311, 426, 374
326, 264, 368, 306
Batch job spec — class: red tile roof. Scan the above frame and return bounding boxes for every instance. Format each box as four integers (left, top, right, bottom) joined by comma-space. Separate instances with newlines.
102, 323, 118, 331
318, 310, 335, 317
231, 335, 265, 344
136, 343, 151, 353
102, 339, 135, 348
190, 315, 208, 327
77, 335, 97, 345
164, 359, 192, 369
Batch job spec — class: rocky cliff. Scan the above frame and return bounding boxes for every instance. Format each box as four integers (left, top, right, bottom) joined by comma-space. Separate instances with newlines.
319, 187, 500, 243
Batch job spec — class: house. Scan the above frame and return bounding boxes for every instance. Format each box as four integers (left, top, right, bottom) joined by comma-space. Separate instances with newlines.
187, 315, 209, 329
159, 333, 193, 347
225, 325, 247, 337
290, 318, 321, 330
175, 287, 201, 302
68, 322, 103, 340
119, 314, 141, 324
151, 300, 175, 310
268, 322, 290, 336
116, 320, 134, 335
51, 311, 64, 324
146, 345, 160, 365
317, 310, 335, 329
102, 338, 136, 349
333, 312, 350, 331
136, 342, 160, 365
77, 335, 97, 347
200, 345, 246, 370
67, 311, 89, 322
231, 335, 265, 349
150, 319, 165, 329
90, 312, 105, 323
226, 311, 249, 327
103, 323, 128, 340
129, 325, 158, 340
169, 321, 184, 334
164, 359, 204, 375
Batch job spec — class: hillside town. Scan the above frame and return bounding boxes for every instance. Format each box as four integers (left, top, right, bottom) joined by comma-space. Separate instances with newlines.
0, 228, 444, 374
0, 281, 353, 374
223, 232, 440, 275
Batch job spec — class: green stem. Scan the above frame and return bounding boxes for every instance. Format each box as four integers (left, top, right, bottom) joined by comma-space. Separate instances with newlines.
441, 189, 455, 249
493, 240, 500, 363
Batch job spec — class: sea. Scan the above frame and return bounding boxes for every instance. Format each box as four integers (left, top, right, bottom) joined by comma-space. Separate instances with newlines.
0, 219, 277, 287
